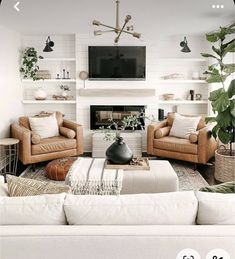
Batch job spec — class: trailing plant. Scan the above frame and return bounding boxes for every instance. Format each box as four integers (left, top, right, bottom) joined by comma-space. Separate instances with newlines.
20, 47, 43, 81
201, 23, 235, 156
99, 110, 155, 141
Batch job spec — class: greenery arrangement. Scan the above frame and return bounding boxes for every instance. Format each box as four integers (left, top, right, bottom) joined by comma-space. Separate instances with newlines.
20, 47, 43, 81
100, 110, 155, 141
201, 23, 235, 156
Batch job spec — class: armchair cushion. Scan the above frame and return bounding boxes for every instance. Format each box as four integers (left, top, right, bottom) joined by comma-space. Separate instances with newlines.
32, 136, 76, 155
154, 136, 198, 155
169, 114, 201, 139
154, 126, 171, 139
189, 131, 199, 144
29, 113, 59, 139
59, 127, 76, 139
31, 132, 41, 145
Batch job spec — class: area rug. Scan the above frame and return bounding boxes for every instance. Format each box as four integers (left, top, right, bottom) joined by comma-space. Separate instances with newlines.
20, 160, 209, 191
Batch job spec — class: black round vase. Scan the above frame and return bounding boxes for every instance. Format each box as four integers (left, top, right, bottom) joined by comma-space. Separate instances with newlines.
106, 137, 133, 164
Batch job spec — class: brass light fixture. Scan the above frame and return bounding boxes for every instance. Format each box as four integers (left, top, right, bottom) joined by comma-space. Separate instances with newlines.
92, 0, 141, 43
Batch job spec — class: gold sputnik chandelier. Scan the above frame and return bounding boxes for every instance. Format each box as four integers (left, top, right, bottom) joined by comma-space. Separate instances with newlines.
92, 0, 141, 43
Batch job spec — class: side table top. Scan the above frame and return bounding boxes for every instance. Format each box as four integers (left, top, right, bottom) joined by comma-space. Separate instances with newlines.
0, 138, 20, 146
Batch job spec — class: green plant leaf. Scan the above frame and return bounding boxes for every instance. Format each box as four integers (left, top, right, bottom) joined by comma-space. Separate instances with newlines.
218, 128, 232, 144
230, 99, 235, 117
206, 74, 227, 83
216, 108, 232, 127
222, 40, 235, 57
228, 79, 235, 98
201, 53, 217, 59
209, 88, 224, 101
206, 33, 220, 42
205, 117, 216, 124
211, 124, 220, 139
212, 46, 221, 56
223, 64, 235, 74
211, 92, 230, 112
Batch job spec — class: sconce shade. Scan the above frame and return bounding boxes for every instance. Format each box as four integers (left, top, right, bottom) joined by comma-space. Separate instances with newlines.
43, 44, 53, 52
43, 36, 55, 52
180, 37, 191, 53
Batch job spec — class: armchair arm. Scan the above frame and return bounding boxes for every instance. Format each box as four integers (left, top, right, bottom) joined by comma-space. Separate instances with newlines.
63, 120, 84, 155
198, 124, 218, 164
11, 123, 31, 165
147, 120, 167, 154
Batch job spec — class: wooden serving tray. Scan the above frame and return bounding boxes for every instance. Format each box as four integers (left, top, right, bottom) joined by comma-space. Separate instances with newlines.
105, 157, 150, 171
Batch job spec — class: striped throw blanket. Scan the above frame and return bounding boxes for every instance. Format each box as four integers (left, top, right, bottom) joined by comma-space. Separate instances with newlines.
65, 158, 123, 195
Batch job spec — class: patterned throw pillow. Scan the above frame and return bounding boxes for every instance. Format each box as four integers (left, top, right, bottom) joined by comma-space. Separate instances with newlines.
7, 175, 71, 197
199, 181, 235, 193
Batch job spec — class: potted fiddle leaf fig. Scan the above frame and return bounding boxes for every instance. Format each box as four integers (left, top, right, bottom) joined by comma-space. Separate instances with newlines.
201, 23, 235, 182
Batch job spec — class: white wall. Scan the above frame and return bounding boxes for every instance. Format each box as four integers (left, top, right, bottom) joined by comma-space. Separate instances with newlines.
76, 33, 210, 151
0, 26, 23, 138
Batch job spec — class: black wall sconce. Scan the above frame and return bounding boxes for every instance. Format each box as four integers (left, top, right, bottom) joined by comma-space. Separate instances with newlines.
180, 37, 191, 53
43, 36, 55, 52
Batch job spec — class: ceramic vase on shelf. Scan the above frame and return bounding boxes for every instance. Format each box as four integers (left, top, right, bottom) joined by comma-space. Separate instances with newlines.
106, 136, 133, 164
34, 86, 47, 100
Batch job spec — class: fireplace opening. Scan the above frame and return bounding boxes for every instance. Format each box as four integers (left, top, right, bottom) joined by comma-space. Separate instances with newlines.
90, 105, 146, 130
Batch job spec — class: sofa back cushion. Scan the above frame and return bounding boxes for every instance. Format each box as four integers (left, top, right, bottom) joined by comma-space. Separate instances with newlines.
64, 191, 198, 225
0, 193, 67, 225
167, 112, 206, 130
196, 191, 235, 225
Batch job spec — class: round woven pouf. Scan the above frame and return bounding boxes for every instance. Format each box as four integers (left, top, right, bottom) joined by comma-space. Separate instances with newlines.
45, 157, 77, 181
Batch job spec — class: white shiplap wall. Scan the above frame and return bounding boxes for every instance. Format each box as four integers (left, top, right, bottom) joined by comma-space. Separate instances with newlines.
75, 33, 210, 151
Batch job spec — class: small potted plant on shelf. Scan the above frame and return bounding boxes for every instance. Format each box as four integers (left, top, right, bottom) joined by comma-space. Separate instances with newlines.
201, 22, 235, 182
100, 110, 155, 164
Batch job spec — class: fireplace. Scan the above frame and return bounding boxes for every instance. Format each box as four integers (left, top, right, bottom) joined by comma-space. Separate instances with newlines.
90, 105, 146, 130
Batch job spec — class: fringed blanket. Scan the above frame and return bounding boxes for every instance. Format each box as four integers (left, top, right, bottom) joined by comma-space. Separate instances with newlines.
65, 158, 123, 195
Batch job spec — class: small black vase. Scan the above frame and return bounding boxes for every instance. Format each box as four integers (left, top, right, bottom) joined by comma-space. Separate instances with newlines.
106, 137, 133, 164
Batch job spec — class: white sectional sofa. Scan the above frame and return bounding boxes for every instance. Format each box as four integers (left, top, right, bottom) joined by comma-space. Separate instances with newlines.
0, 181, 235, 259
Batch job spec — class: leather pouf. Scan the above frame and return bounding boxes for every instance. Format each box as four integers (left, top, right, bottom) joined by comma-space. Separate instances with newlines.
45, 157, 77, 181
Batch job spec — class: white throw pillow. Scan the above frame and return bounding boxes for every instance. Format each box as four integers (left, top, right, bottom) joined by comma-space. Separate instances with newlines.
64, 191, 198, 225
196, 191, 235, 225
0, 193, 67, 225
169, 113, 201, 139
29, 113, 59, 139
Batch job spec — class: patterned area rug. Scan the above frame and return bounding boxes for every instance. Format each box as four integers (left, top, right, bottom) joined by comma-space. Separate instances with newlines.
20, 160, 209, 191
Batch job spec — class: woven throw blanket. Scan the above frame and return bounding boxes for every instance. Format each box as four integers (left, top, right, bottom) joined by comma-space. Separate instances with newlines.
65, 158, 123, 195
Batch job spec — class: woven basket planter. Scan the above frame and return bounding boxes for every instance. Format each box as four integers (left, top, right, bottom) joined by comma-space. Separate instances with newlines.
215, 147, 235, 182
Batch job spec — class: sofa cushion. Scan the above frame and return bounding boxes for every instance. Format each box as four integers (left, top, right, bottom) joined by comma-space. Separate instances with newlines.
154, 136, 198, 155
64, 192, 198, 225
154, 126, 171, 139
169, 114, 201, 139
59, 127, 76, 139
31, 132, 41, 144
196, 191, 235, 225
189, 132, 199, 143
0, 193, 67, 225
32, 136, 76, 155
0, 176, 8, 197
167, 112, 206, 130
29, 113, 59, 139
7, 175, 71, 197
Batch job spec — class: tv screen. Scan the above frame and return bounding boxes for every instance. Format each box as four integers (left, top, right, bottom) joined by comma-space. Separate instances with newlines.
88, 46, 146, 80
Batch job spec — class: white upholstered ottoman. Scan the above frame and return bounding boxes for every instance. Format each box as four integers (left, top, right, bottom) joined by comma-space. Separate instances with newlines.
121, 160, 179, 194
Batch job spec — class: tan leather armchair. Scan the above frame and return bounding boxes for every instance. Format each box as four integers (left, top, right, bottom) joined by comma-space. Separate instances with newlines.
11, 112, 83, 165
147, 113, 218, 164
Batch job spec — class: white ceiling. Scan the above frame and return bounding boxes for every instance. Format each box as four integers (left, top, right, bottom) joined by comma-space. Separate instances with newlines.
0, 0, 234, 37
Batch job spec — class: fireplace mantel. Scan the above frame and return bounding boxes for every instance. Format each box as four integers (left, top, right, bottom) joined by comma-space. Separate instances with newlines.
78, 88, 155, 97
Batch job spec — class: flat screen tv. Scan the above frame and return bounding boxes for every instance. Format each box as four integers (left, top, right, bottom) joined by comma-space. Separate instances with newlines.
88, 46, 146, 80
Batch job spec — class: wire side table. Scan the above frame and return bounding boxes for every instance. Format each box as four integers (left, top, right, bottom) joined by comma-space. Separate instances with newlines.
0, 138, 19, 181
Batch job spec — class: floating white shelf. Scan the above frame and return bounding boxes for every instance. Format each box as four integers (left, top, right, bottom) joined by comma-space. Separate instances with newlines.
22, 79, 76, 83
22, 100, 76, 104
39, 58, 76, 61
158, 58, 207, 62
156, 80, 207, 84
158, 100, 208, 104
